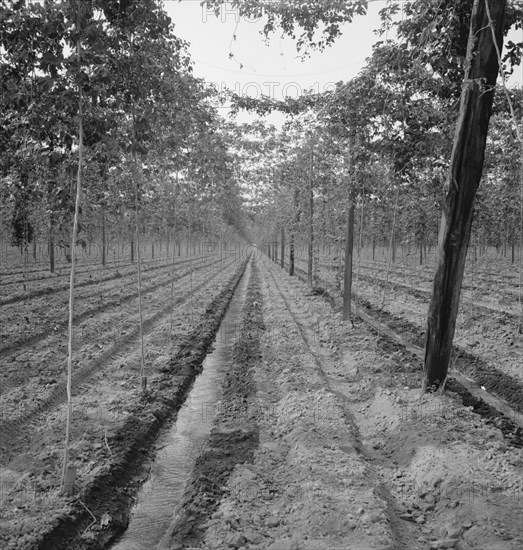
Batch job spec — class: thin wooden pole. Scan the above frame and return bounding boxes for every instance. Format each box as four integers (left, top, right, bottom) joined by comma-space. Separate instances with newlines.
381, 187, 400, 312
133, 152, 147, 392
61, 7, 83, 493
342, 202, 355, 321
280, 227, 285, 269
307, 145, 314, 287
355, 196, 365, 315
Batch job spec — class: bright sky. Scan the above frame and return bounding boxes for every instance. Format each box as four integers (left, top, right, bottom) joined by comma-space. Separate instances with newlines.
164, 0, 522, 125
164, 0, 387, 123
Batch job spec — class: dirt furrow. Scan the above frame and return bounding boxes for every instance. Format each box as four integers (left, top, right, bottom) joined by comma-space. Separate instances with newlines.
0, 256, 200, 306
278, 258, 523, 442
159, 258, 261, 549
261, 256, 522, 550
0, 256, 224, 360
0, 258, 250, 550
260, 256, 417, 549
0, 260, 239, 448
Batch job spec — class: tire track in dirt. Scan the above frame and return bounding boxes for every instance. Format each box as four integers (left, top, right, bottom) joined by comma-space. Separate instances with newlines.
260, 257, 419, 550
0, 256, 224, 360
0, 259, 240, 454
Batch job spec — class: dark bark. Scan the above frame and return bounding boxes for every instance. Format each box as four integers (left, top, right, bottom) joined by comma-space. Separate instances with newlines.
423, 0, 506, 391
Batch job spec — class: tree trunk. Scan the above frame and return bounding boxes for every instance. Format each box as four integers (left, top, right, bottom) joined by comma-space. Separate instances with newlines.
342, 202, 355, 321
423, 0, 506, 392
130, 239, 134, 262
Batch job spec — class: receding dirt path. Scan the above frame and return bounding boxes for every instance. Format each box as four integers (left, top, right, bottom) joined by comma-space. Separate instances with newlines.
156, 258, 260, 550
2, 251, 522, 550
167, 255, 522, 550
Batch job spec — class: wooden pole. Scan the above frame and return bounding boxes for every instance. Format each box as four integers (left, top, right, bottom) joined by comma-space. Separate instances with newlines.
423, 0, 506, 391
280, 228, 285, 269
342, 202, 355, 321
101, 204, 106, 267
61, 3, 83, 493
307, 145, 314, 287
133, 152, 147, 392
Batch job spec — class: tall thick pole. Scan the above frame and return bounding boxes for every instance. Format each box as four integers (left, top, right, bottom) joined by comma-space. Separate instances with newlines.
423, 0, 506, 391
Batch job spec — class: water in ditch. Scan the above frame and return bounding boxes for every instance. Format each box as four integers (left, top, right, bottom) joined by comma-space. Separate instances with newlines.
109, 260, 251, 550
